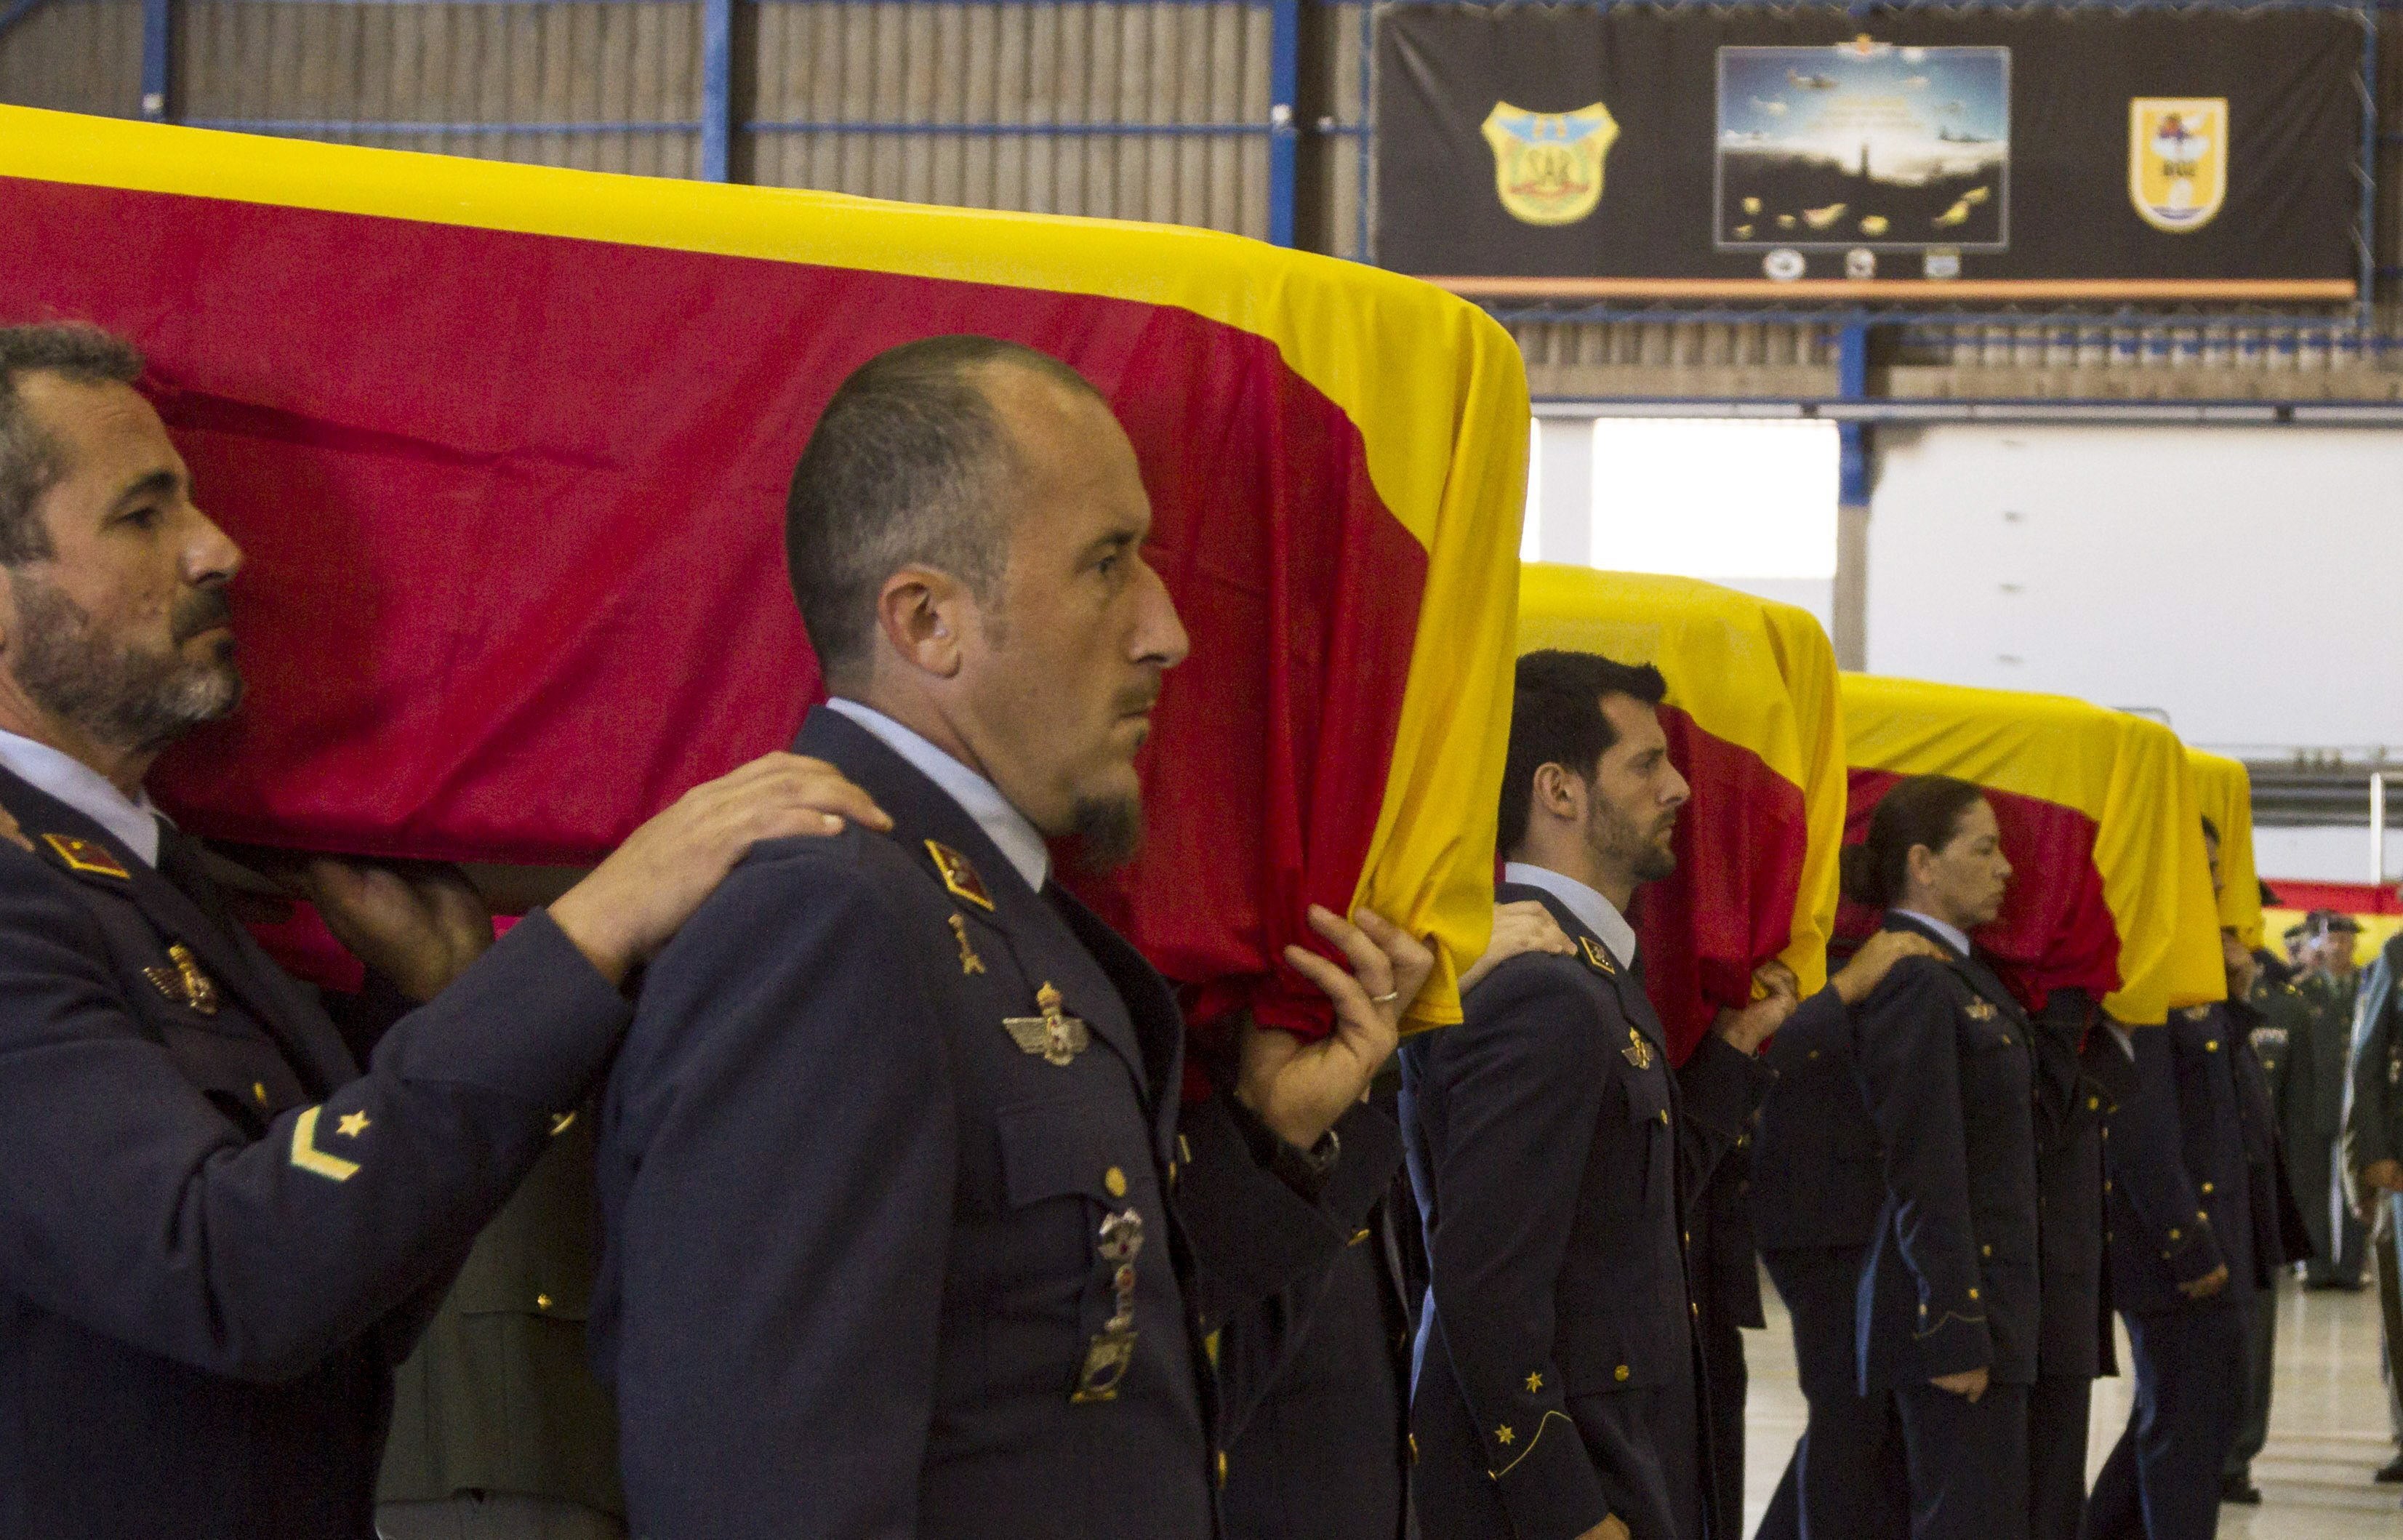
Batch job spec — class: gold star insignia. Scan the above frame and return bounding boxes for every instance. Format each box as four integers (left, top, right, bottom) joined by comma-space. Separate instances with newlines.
1494, 1424, 1514, 1445
1525, 1371, 1544, 1393
335, 1110, 372, 1139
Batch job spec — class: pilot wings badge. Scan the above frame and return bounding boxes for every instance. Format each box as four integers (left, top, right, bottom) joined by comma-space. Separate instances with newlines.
1481, 101, 1618, 227
1004, 982, 1091, 1067
2129, 98, 2226, 234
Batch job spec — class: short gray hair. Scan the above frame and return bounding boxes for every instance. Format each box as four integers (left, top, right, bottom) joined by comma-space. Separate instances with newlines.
784, 335, 1102, 686
0, 324, 145, 566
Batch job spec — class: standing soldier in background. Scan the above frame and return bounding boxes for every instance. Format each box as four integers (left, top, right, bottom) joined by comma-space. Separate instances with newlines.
2293, 911, 2367, 1289
2343, 913, 2403, 1497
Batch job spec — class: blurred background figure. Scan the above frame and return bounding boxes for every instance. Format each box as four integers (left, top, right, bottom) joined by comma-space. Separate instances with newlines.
2344, 899, 2403, 1497
2294, 911, 2367, 1290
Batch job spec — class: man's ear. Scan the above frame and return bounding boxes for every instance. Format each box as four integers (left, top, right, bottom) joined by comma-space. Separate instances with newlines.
1531, 762, 1583, 823
875, 565, 974, 681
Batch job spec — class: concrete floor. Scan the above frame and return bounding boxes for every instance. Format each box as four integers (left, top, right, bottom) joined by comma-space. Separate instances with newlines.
1741, 1274, 2403, 1538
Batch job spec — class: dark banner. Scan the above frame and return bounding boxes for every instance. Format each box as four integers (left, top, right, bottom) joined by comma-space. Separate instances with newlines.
1375, 4, 2361, 296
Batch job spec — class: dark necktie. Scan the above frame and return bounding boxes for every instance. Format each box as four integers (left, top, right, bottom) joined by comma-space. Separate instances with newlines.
153, 819, 241, 942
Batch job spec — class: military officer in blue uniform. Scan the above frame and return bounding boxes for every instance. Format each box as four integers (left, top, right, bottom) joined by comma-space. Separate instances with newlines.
2023, 984, 2121, 1540
2222, 936, 2314, 1504
0, 323, 874, 1540
2085, 845, 2258, 1540
1749, 930, 1950, 1540
1400, 649, 1788, 1540
1843, 775, 2041, 1540
594, 337, 1432, 1540
1221, 905, 1578, 1540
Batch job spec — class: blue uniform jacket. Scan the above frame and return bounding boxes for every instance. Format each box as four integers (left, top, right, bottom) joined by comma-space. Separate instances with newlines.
1399, 880, 1767, 1540
593, 707, 1397, 1540
2102, 1005, 2254, 1316
0, 768, 630, 1540
1853, 914, 2042, 1391
2029, 988, 2117, 1381
1752, 984, 1881, 1253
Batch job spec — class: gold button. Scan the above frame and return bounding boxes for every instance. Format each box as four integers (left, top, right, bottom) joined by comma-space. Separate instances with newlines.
2201, 1182, 2214, 1194
1349, 1228, 1372, 1246
2205, 1040, 2219, 1051
1659, 1108, 1669, 1126
1967, 1288, 1980, 1301
1981, 1244, 1992, 1257
2105, 1180, 2113, 1192
1808, 1049, 1821, 1060
1614, 1364, 1630, 1381
2169, 1227, 2182, 1240
1104, 1166, 1128, 1198
1216, 1451, 1228, 1486
2087, 1096, 2100, 1111
536, 1294, 552, 1310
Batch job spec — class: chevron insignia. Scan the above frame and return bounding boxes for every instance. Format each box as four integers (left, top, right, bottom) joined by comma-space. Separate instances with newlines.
288, 1105, 361, 1182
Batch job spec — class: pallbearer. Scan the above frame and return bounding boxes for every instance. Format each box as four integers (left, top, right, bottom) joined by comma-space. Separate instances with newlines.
1844, 776, 2041, 1540
1401, 651, 1787, 1540
2082, 817, 2259, 1540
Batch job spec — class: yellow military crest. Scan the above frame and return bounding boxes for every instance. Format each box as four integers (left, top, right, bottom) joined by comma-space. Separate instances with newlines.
1480, 101, 1618, 227
2129, 98, 2226, 234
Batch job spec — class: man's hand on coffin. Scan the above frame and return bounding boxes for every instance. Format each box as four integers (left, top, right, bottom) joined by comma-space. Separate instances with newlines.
1251, 905, 1435, 1151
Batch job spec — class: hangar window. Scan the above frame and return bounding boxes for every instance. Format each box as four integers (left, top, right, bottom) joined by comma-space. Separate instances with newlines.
1587, 418, 1839, 581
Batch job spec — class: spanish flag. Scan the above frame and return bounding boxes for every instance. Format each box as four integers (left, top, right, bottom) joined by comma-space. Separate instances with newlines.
1517, 568, 1846, 1062
1840, 675, 2223, 1026
0, 107, 1528, 1035
2188, 748, 2263, 953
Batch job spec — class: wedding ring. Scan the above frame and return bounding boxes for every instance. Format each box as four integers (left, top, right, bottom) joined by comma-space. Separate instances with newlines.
1370, 990, 1399, 1004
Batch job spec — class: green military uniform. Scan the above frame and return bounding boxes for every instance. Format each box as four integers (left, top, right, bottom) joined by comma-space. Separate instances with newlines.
376, 1113, 624, 1539
2290, 968, 2366, 1286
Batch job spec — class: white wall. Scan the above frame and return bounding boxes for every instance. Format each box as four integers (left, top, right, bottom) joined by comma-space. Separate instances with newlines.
1866, 422, 2403, 881
1866, 423, 2403, 750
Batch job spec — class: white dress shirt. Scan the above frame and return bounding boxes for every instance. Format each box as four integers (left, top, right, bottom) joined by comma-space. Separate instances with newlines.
825, 698, 1051, 891
1501, 859, 1638, 970
0, 726, 163, 867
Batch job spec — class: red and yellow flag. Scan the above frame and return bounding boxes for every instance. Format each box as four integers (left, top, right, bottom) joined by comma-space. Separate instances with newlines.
0, 106, 1528, 1034
1840, 675, 2223, 1025
1517, 568, 1846, 1061
2187, 748, 2263, 953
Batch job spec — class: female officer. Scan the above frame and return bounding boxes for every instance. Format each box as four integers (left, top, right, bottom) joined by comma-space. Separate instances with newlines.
1845, 775, 2040, 1540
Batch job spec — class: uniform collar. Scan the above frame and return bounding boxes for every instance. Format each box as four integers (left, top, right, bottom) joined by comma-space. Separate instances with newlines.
825, 698, 1050, 891
1502, 859, 1637, 968
0, 726, 162, 867
1893, 907, 1973, 959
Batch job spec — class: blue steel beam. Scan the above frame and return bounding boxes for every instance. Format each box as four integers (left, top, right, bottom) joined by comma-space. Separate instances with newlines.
1836, 321, 1871, 507
1267, 0, 1299, 246
0, 0, 49, 44
699, 0, 732, 180
139, 0, 171, 121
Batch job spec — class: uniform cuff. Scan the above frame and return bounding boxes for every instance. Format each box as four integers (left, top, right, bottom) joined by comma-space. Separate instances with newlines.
378, 907, 633, 1108
1681, 1031, 1773, 1136
2165, 1220, 2228, 1287
1491, 1409, 1612, 1540
1912, 1302, 1994, 1379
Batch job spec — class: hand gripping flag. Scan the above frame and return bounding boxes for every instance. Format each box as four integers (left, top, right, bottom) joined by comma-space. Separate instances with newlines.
0, 107, 1528, 1037
1840, 675, 2224, 1025
1516, 567, 1846, 1063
